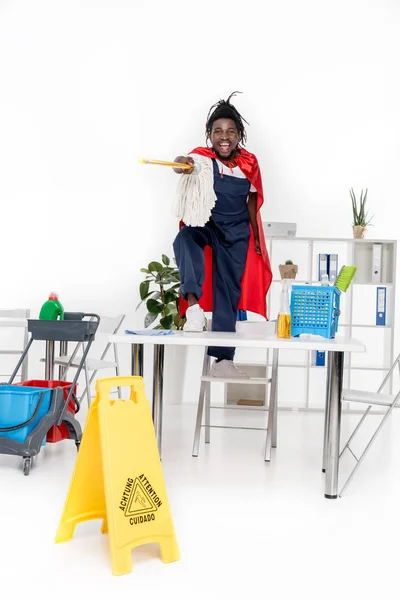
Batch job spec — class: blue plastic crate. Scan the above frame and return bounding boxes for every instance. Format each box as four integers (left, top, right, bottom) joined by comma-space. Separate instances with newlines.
0, 385, 52, 444
290, 285, 341, 339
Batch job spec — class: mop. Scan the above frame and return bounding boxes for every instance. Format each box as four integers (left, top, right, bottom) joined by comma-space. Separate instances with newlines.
138, 156, 216, 227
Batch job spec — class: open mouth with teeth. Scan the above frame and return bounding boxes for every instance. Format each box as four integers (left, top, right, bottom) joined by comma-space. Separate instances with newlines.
218, 143, 232, 155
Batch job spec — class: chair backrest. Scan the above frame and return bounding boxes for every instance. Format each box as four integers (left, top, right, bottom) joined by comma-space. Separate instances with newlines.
376, 352, 400, 394
0, 308, 30, 380
78, 314, 125, 360
95, 314, 125, 336
91, 314, 125, 359
0, 309, 30, 319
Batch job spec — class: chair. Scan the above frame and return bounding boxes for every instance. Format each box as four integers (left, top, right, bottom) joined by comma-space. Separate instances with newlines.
51, 314, 125, 407
339, 354, 400, 496
192, 320, 276, 460
0, 309, 30, 382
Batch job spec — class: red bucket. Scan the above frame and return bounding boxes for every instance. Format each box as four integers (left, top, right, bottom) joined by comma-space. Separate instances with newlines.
15, 380, 78, 443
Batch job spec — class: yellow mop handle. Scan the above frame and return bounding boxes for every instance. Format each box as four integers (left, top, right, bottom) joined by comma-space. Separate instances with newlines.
138, 158, 193, 170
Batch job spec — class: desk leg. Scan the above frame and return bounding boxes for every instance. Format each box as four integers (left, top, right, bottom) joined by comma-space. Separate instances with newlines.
45, 341, 55, 380
152, 345, 165, 457
192, 352, 210, 457
322, 352, 333, 473
265, 349, 279, 461
272, 349, 278, 449
324, 351, 344, 499
131, 344, 144, 376
205, 381, 211, 444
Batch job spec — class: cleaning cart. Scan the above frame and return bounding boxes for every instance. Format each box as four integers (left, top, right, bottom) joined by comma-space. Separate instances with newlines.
0, 312, 100, 475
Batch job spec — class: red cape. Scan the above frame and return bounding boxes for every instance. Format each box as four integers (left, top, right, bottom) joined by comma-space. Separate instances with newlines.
179, 146, 272, 319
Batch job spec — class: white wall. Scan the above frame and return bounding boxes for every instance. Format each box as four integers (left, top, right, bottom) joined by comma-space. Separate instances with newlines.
1, 0, 399, 400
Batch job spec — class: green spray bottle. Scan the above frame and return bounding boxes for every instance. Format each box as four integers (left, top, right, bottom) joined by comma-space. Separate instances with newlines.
39, 292, 64, 320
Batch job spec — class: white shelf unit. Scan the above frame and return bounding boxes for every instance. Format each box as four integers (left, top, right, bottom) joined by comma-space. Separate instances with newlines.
225, 236, 397, 412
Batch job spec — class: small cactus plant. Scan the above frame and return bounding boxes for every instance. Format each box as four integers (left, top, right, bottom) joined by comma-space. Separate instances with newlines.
279, 260, 298, 279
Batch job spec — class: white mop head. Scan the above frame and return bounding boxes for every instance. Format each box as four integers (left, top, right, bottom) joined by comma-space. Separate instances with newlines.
175, 156, 216, 227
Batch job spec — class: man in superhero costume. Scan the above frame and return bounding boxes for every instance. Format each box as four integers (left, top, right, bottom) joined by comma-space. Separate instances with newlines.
173, 92, 272, 379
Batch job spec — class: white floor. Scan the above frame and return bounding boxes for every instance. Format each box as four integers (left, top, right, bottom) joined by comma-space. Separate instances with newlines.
1, 403, 400, 599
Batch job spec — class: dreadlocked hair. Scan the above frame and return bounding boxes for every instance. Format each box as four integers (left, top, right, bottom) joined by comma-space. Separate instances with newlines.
205, 91, 249, 145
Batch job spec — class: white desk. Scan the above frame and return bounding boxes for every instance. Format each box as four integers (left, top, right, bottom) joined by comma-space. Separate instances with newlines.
111, 331, 365, 499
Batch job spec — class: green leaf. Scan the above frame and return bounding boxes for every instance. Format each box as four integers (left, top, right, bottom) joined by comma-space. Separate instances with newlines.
157, 273, 180, 283
146, 299, 165, 314
140, 268, 150, 274
169, 269, 180, 277
164, 291, 178, 304
162, 254, 171, 266
144, 312, 157, 328
140, 280, 150, 300
165, 302, 178, 315
136, 291, 160, 311
148, 261, 163, 273
158, 274, 180, 285
160, 315, 173, 329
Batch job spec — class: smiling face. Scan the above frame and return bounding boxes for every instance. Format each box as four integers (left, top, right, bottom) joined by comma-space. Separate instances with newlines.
209, 118, 240, 161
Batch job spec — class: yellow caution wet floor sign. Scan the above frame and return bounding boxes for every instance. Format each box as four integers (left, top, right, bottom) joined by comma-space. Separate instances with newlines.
55, 376, 179, 576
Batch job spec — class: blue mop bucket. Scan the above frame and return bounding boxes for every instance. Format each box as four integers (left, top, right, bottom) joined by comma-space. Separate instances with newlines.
0, 385, 52, 445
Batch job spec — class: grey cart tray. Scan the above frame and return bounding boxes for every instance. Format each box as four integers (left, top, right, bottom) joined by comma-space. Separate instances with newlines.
28, 312, 99, 342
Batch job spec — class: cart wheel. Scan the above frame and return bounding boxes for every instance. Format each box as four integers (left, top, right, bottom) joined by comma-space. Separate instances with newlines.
75, 441, 81, 452
23, 458, 32, 476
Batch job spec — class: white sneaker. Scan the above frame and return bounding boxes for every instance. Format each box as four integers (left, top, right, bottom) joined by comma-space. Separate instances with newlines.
209, 359, 250, 380
183, 304, 206, 332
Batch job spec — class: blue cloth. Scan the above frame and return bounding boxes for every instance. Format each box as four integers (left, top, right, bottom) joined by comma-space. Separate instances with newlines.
125, 329, 174, 336
173, 158, 251, 361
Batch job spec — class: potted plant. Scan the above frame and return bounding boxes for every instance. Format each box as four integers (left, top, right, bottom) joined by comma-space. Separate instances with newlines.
279, 260, 298, 279
350, 188, 373, 239
137, 254, 187, 405
137, 254, 185, 330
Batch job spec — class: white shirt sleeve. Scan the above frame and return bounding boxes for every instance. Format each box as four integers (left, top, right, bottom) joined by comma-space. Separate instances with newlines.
250, 184, 257, 192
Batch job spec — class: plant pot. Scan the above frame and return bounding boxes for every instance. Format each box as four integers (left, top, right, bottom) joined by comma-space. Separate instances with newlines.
353, 226, 366, 239
279, 264, 298, 279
